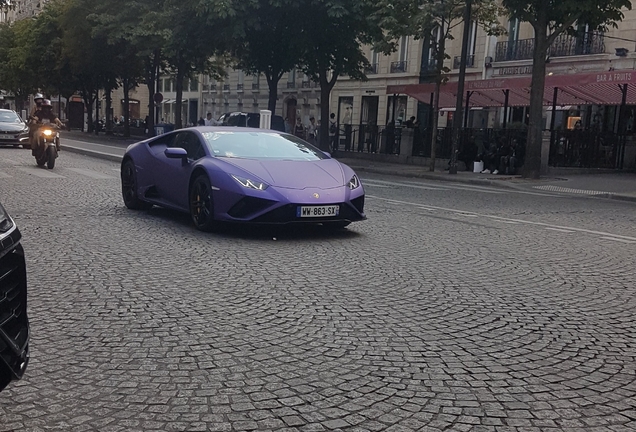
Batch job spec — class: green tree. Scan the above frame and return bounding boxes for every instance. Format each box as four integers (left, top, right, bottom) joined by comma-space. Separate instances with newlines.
502, 0, 632, 178
232, 0, 303, 114
376, 0, 503, 171
295, 0, 391, 151
0, 19, 38, 112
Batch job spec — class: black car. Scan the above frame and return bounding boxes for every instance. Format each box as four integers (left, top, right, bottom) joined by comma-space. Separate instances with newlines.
219, 111, 286, 132
0, 202, 29, 392
0, 109, 30, 149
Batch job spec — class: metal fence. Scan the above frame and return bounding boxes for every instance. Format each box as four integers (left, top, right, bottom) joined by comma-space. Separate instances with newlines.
331, 124, 402, 155
550, 130, 626, 169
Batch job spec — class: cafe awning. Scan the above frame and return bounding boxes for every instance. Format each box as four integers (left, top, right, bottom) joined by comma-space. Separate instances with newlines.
386, 69, 636, 108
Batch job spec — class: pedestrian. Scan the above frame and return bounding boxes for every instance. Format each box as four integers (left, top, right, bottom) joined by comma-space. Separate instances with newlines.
307, 117, 317, 145
284, 117, 292, 134
204, 112, 220, 126
294, 118, 305, 139
329, 113, 338, 153
197, 117, 205, 126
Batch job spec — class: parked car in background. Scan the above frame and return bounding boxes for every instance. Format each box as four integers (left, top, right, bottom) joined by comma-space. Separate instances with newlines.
0, 202, 29, 392
219, 112, 286, 132
0, 109, 30, 149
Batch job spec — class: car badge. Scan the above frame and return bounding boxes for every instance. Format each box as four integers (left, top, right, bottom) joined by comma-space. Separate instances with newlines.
313, 193, 320, 198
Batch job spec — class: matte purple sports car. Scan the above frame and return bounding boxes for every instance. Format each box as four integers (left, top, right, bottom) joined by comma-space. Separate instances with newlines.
121, 127, 366, 231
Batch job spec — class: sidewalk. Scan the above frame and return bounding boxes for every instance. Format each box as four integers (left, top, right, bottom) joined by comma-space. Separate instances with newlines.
59, 130, 636, 203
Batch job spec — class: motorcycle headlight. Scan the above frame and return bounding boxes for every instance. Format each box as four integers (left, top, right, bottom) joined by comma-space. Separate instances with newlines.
43, 129, 53, 136
231, 175, 269, 191
348, 175, 360, 190
0, 203, 14, 233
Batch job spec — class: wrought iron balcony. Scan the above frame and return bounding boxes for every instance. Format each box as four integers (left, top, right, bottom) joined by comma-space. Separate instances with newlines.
366, 63, 379, 74
495, 32, 605, 62
453, 55, 475, 69
209, 84, 217, 91
301, 81, 312, 88
237, 84, 244, 91
252, 83, 260, 90
390, 61, 408, 73
223, 84, 230, 92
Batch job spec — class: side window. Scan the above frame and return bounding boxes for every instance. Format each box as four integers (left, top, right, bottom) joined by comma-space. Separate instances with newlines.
227, 114, 240, 126
174, 132, 206, 160
148, 132, 176, 149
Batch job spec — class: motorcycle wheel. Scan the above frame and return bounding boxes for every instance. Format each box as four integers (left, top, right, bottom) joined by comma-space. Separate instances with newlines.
46, 146, 56, 169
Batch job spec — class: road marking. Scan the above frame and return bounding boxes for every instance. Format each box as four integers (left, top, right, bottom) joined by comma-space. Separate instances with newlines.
385, 178, 563, 197
66, 168, 114, 180
361, 182, 391, 188
367, 195, 636, 242
600, 237, 636, 244
0, 171, 11, 179
534, 185, 608, 195
455, 213, 478, 217
17, 167, 64, 178
545, 227, 575, 233
362, 179, 448, 191
64, 139, 131, 150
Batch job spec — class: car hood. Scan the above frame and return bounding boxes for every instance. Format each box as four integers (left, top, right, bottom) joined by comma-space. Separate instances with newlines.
220, 158, 345, 189
0, 123, 26, 133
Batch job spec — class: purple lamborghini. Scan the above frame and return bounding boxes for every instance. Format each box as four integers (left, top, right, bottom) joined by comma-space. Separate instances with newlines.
120, 127, 366, 231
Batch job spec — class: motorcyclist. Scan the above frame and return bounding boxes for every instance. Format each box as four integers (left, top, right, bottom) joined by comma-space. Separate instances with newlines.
27, 93, 44, 149
30, 99, 63, 155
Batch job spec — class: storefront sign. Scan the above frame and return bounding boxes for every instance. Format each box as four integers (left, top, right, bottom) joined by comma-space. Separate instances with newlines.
496, 66, 533, 76
596, 71, 633, 83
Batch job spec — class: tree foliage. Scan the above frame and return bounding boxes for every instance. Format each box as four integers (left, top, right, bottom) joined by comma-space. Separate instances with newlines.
502, 0, 632, 178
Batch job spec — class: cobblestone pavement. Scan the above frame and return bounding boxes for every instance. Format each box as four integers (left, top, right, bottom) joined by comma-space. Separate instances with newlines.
0, 147, 635, 432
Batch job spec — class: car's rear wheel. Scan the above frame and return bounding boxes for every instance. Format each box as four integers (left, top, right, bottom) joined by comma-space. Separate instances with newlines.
121, 160, 151, 210
190, 175, 216, 232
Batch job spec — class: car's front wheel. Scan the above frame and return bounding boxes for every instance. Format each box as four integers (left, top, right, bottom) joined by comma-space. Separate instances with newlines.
190, 175, 217, 232
121, 160, 151, 210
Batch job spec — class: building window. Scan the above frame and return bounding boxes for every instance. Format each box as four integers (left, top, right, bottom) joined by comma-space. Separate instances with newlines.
508, 18, 519, 43
190, 78, 199, 92
399, 36, 408, 62
287, 68, 297, 88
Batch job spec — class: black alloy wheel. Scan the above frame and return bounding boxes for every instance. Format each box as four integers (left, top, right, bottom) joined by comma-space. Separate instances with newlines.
121, 160, 151, 210
190, 175, 216, 232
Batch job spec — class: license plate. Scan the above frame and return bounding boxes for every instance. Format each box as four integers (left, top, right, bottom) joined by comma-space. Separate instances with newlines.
297, 205, 339, 218
0, 134, 13, 139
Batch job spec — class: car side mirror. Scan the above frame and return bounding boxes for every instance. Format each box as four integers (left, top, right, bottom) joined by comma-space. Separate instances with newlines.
165, 147, 188, 161
322, 151, 331, 158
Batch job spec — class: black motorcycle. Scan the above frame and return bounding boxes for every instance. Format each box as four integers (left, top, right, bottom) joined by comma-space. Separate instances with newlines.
32, 122, 60, 169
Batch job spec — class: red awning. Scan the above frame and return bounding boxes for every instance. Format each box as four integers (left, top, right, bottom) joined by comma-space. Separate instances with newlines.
387, 69, 636, 108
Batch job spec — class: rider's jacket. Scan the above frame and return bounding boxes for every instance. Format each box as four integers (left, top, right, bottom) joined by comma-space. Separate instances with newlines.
31, 109, 61, 126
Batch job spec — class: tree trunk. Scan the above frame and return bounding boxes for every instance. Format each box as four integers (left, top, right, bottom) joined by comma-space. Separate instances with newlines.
429, 81, 441, 172
318, 72, 336, 152
105, 87, 113, 135
83, 89, 94, 133
266, 74, 280, 114
175, 59, 185, 129
94, 89, 100, 136
123, 78, 131, 137
146, 49, 160, 138
523, 19, 549, 179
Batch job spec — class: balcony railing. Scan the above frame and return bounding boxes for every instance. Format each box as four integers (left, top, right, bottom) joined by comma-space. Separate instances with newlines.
301, 81, 312, 88
366, 63, 379, 74
495, 32, 605, 62
390, 61, 408, 73
287, 82, 296, 88
209, 84, 217, 91
252, 83, 260, 90
223, 84, 230, 92
237, 83, 244, 91
453, 55, 475, 69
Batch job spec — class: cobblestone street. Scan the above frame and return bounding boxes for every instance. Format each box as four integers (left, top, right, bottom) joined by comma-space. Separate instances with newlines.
1, 147, 635, 432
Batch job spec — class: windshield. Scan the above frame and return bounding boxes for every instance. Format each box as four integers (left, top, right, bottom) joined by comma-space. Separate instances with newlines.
0, 111, 22, 123
201, 131, 327, 161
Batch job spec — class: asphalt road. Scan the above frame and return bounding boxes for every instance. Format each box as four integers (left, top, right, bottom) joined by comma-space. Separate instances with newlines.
0, 146, 635, 432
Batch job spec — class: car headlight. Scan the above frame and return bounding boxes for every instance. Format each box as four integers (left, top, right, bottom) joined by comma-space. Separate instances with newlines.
43, 129, 53, 136
348, 175, 360, 190
231, 175, 269, 191
0, 203, 14, 233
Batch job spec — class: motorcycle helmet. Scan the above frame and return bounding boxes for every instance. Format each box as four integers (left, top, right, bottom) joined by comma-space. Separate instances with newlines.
34, 93, 44, 102
42, 99, 52, 107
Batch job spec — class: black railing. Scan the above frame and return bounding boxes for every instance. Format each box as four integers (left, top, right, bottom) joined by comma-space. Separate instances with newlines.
287, 82, 296, 88
550, 130, 625, 169
496, 32, 605, 62
223, 84, 230, 91
390, 61, 408, 73
236, 84, 244, 91
252, 83, 260, 90
329, 124, 402, 155
209, 84, 217, 91
301, 81, 312, 88
366, 63, 379, 74
453, 55, 475, 69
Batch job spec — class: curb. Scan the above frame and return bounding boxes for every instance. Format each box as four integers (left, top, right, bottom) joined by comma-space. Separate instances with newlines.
62, 144, 123, 163
346, 164, 520, 190
596, 192, 636, 204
